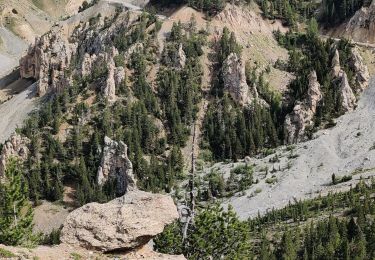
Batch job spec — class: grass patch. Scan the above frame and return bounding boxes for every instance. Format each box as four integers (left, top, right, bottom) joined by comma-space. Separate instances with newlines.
0, 248, 16, 258
70, 252, 82, 260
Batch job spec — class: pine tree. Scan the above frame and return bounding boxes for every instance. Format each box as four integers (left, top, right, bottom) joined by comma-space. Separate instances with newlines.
0, 158, 35, 246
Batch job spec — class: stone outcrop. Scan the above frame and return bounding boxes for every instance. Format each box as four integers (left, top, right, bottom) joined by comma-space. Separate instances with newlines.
331, 49, 342, 78
60, 190, 179, 252
350, 47, 370, 94
177, 43, 186, 69
97, 136, 136, 196
284, 71, 322, 144
19, 28, 75, 96
103, 58, 117, 101
337, 71, 356, 112
222, 52, 258, 106
344, 1, 375, 44
0, 134, 30, 177
19, 9, 136, 98
331, 49, 356, 112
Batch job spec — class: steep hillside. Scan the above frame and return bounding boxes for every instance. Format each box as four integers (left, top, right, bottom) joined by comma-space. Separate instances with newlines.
1, 0, 375, 259
323, 1, 375, 45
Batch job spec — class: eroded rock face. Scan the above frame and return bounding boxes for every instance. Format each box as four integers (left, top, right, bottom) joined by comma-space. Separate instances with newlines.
60, 190, 179, 252
20, 29, 75, 96
19, 9, 136, 97
350, 47, 370, 94
284, 71, 322, 144
97, 136, 136, 196
222, 52, 258, 105
344, 1, 375, 44
103, 58, 117, 101
337, 71, 356, 112
0, 134, 30, 177
331, 49, 357, 112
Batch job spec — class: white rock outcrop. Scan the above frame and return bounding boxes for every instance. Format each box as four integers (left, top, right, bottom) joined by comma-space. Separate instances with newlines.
60, 190, 179, 252
177, 43, 186, 69
97, 136, 136, 196
0, 134, 30, 177
337, 71, 357, 112
284, 71, 322, 144
222, 52, 258, 106
350, 47, 370, 94
103, 58, 117, 101
331, 49, 356, 112
19, 26, 76, 96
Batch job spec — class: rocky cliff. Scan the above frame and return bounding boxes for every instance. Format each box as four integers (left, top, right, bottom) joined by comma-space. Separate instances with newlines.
284, 46, 370, 143
344, 1, 375, 44
284, 71, 322, 144
19, 5, 139, 99
97, 136, 136, 196
222, 52, 259, 106
331, 49, 357, 113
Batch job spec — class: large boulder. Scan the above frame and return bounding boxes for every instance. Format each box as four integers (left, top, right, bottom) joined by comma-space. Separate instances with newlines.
222, 52, 258, 106
0, 134, 30, 177
97, 136, 136, 196
60, 190, 179, 252
284, 71, 322, 144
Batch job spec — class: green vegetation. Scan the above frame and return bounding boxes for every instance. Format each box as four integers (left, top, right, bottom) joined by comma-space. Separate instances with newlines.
150, 0, 226, 15
0, 158, 35, 246
257, 0, 370, 29
275, 20, 357, 128
320, 0, 372, 27
203, 27, 279, 161
155, 205, 252, 259
257, 0, 319, 28
0, 248, 16, 258
158, 178, 375, 259
70, 252, 82, 260
78, 0, 99, 13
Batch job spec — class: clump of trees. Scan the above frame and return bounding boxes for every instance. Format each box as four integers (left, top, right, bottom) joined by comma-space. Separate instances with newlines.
0, 158, 35, 246
320, 0, 372, 27
154, 205, 252, 259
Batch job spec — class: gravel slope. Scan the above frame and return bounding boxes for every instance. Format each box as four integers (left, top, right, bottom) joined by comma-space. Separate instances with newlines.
216, 76, 375, 219
0, 82, 38, 144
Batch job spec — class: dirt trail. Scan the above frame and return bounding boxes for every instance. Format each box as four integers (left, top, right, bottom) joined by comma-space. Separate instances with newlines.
218, 76, 375, 219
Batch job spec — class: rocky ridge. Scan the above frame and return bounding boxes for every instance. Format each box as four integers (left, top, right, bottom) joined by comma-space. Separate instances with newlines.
19, 4, 141, 99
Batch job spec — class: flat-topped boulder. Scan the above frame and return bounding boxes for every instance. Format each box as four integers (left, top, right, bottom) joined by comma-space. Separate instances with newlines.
60, 190, 179, 252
